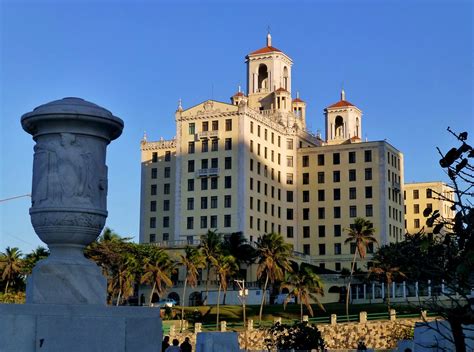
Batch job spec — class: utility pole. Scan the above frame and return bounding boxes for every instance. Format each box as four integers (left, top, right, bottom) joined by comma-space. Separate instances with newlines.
235, 279, 249, 351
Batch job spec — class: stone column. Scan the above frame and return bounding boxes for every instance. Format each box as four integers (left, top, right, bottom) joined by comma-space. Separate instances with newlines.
247, 319, 254, 331
195, 323, 202, 333
359, 311, 367, 323
302, 315, 309, 322
220, 321, 227, 332
330, 314, 337, 325
390, 309, 396, 321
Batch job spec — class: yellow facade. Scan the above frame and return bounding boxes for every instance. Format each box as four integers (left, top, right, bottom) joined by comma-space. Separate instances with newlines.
139, 34, 405, 275
404, 181, 455, 235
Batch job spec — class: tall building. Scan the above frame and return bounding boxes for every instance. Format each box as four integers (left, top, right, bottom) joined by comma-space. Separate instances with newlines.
404, 181, 456, 236
139, 33, 405, 274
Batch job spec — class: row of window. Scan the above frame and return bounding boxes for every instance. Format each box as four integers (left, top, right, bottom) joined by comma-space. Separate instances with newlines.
151, 167, 171, 179
304, 168, 372, 184
149, 233, 169, 243
387, 151, 401, 170
406, 188, 433, 200
302, 242, 375, 256
188, 138, 232, 153
151, 151, 171, 163
187, 195, 231, 210
250, 121, 287, 148
186, 215, 231, 229
301, 189, 373, 203
301, 205, 374, 220
186, 176, 232, 191
411, 203, 432, 214
189, 119, 232, 134
388, 205, 403, 222
250, 178, 290, 195
187, 157, 232, 172
302, 150, 373, 167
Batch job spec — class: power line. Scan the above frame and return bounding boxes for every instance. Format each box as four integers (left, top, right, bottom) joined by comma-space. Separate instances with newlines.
0, 194, 31, 203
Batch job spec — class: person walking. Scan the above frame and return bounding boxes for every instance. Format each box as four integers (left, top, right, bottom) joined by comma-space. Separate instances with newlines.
165, 338, 181, 352
162, 336, 170, 351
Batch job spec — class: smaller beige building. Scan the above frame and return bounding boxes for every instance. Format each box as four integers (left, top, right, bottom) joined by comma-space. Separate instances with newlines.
404, 181, 456, 236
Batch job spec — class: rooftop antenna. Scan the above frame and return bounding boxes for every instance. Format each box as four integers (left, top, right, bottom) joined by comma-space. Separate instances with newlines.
142, 131, 147, 142
341, 82, 346, 101
266, 26, 272, 46
238, 85, 241, 93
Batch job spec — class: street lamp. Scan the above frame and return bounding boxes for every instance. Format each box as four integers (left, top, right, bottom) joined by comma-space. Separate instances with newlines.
235, 279, 249, 352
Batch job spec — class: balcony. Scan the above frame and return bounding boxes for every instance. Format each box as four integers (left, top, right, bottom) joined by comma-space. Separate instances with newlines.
197, 130, 219, 140
392, 180, 401, 192
195, 168, 220, 178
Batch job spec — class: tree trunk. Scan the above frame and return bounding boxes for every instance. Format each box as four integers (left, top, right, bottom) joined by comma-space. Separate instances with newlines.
216, 283, 222, 329
204, 265, 210, 306
148, 282, 156, 306
4, 281, 9, 295
181, 277, 188, 332
386, 278, 391, 313
300, 297, 303, 322
116, 291, 122, 306
346, 249, 358, 321
259, 275, 270, 324
449, 318, 467, 352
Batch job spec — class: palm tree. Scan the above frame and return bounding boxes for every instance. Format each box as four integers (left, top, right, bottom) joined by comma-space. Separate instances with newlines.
281, 265, 325, 321
0, 247, 23, 294
344, 217, 378, 320
23, 246, 49, 275
111, 252, 138, 306
199, 230, 222, 305
214, 254, 238, 328
369, 262, 406, 313
178, 246, 205, 331
256, 232, 293, 324
141, 248, 174, 305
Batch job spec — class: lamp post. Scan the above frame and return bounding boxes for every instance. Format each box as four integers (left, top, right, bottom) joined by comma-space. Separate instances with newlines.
235, 279, 249, 351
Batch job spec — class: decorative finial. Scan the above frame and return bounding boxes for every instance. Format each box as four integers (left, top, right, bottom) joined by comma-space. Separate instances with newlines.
143, 131, 147, 142
341, 88, 346, 101
266, 26, 272, 47
296, 91, 300, 99
238, 85, 241, 93
177, 98, 183, 111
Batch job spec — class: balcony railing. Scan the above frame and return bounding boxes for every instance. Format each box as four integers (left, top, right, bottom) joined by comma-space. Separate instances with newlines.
196, 130, 219, 140
195, 168, 220, 178
153, 239, 201, 248
392, 180, 401, 192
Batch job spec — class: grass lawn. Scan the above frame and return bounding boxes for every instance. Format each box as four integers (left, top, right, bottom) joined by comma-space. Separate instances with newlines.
169, 302, 421, 325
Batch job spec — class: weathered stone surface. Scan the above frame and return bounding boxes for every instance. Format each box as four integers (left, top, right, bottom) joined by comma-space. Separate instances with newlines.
196, 332, 239, 352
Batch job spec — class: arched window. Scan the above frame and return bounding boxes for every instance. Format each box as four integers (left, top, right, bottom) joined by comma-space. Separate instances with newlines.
168, 292, 180, 305
283, 66, 288, 90
335, 116, 344, 138
258, 64, 268, 91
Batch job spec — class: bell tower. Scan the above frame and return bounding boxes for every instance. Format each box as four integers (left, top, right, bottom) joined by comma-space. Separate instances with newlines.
325, 89, 362, 144
246, 33, 293, 111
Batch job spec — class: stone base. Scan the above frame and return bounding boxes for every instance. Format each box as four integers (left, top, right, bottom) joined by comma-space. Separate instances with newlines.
0, 303, 162, 352
26, 256, 106, 305
195, 332, 240, 352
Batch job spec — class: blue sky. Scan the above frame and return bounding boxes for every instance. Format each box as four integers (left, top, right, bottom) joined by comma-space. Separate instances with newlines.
1, 0, 472, 253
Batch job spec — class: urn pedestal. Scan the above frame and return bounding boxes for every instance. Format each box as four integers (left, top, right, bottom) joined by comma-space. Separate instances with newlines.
0, 98, 162, 352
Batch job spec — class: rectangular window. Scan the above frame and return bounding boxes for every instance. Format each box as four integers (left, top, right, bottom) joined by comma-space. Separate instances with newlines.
225, 176, 232, 188
224, 214, 231, 228
224, 195, 231, 208
287, 208, 294, 220
211, 139, 218, 151
287, 191, 294, 202
287, 138, 293, 150
257, 144, 260, 155
303, 208, 309, 220
286, 173, 294, 185
210, 215, 217, 228
225, 119, 232, 131
413, 190, 419, 199
334, 224, 342, 237
349, 151, 356, 163
303, 226, 310, 238
414, 204, 420, 214
333, 188, 341, 201
365, 186, 373, 199
366, 204, 373, 217
165, 151, 171, 161
257, 199, 261, 212
302, 155, 309, 167
189, 123, 195, 135
333, 171, 340, 183
257, 125, 261, 137
318, 207, 325, 219
365, 150, 372, 162
201, 178, 208, 190
349, 169, 356, 181
163, 217, 169, 228
211, 196, 218, 209
334, 243, 342, 255
287, 156, 293, 167
318, 225, 326, 237
211, 158, 218, 169
164, 184, 170, 194
365, 168, 372, 180
152, 152, 157, 163
250, 121, 253, 133
333, 153, 340, 165
210, 177, 218, 189
334, 206, 341, 218
318, 154, 325, 166
302, 191, 310, 202
349, 187, 357, 200
225, 157, 232, 169
149, 234, 156, 243
163, 199, 170, 211
200, 216, 207, 229
187, 217, 194, 229
188, 179, 194, 191
257, 162, 261, 175
149, 217, 156, 228
350, 205, 357, 218
319, 244, 326, 255
212, 120, 218, 131
335, 262, 341, 271
303, 244, 310, 255
201, 197, 208, 209
414, 219, 420, 228
151, 168, 157, 179
201, 159, 208, 169
202, 121, 209, 131
164, 167, 171, 178
287, 226, 294, 238
426, 189, 432, 198
202, 140, 208, 152
187, 198, 194, 210
188, 160, 195, 172
317, 172, 325, 184
188, 142, 195, 154
250, 177, 253, 190
250, 159, 253, 171
151, 184, 157, 195
302, 173, 309, 185
318, 189, 325, 201
225, 138, 232, 150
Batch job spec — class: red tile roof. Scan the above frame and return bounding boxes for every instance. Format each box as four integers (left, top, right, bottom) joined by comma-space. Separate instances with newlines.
327, 100, 355, 108
293, 98, 304, 103
233, 91, 245, 97
248, 46, 282, 56
275, 87, 288, 93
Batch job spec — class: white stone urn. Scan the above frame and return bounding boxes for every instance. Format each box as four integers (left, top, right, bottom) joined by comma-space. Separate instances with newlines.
21, 97, 123, 305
